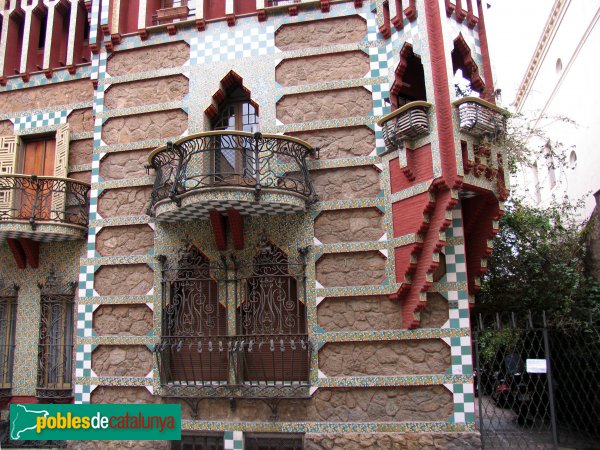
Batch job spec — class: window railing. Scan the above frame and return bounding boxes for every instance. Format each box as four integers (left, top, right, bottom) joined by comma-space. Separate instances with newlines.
453, 96, 509, 138
147, 131, 317, 215
0, 344, 15, 398
376, 101, 432, 153
0, 175, 90, 229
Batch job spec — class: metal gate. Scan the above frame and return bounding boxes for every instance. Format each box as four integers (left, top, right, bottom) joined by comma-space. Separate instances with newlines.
473, 311, 600, 450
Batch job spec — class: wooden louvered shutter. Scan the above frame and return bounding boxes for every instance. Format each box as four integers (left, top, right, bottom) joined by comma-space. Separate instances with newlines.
0, 135, 19, 216
52, 124, 70, 215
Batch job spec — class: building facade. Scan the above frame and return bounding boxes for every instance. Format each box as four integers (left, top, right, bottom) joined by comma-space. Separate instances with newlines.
0, 0, 507, 448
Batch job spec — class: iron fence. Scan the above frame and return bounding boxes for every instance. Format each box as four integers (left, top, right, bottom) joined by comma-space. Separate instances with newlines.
0, 174, 90, 228
474, 311, 600, 449
147, 131, 317, 215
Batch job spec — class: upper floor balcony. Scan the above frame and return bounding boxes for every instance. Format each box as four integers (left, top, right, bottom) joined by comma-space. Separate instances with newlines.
147, 131, 317, 222
454, 96, 509, 139
377, 101, 432, 153
0, 174, 90, 242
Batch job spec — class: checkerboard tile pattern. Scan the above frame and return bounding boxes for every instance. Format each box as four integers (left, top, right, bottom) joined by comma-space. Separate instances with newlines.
14, 110, 70, 131
189, 23, 275, 65
224, 431, 243, 450
441, 203, 475, 424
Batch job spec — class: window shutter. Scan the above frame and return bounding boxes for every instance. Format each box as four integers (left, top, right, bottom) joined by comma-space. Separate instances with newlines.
52, 124, 70, 215
0, 135, 19, 215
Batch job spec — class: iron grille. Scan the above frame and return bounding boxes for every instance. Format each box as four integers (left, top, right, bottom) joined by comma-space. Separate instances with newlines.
171, 433, 224, 450
0, 284, 17, 397
37, 268, 76, 401
156, 242, 311, 398
0, 175, 90, 228
147, 132, 317, 215
245, 434, 303, 450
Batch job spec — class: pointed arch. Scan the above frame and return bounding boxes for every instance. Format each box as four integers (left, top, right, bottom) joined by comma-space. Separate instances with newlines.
451, 33, 485, 94
390, 43, 427, 109
204, 70, 259, 127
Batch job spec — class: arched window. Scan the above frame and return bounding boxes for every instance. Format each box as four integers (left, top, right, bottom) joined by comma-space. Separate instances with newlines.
237, 242, 309, 384
391, 44, 427, 109
159, 246, 228, 386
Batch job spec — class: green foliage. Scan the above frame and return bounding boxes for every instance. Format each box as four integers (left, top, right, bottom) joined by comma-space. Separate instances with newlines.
476, 199, 600, 318
477, 327, 522, 367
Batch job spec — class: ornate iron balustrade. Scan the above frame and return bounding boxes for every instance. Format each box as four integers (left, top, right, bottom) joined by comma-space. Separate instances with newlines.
147, 131, 317, 216
0, 174, 90, 229
377, 101, 432, 153
454, 96, 509, 138
155, 334, 312, 398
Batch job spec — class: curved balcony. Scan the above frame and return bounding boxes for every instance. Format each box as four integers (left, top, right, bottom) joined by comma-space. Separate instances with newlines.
0, 175, 90, 242
377, 101, 432, 153
147, 131, 318, 222
454, 96, 509, 138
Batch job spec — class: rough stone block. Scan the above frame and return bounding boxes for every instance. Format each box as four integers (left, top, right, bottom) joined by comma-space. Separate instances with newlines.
276, 88, 372, 124
311, 167, 380, 202
92, 345, 153, 377
104, 75, 189, 109
102, 109, 188, 145
421, 293, 450, 328
275, 16, 367, 51
107, 42, 190, 76
68, 139, 93, 167
276, 51, 369, 86
304, 432, 482, 450
316, 251, 386, 287
96, 224, 154, 257
68, 108, 94, 133
97, 186, 152, 218
289, 126, 375, 160
0, 80, 93, 113
94, 264, 153, 296
100, 149, 150, 181
315, 208, 384, 244
93, 304, 153, 336
317, 296, 403, 332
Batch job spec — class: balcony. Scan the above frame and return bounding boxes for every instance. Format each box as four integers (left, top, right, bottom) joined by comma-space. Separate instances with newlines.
155, 334, 312, 399
454, 96, 509, 138
147, 131, 317, 222
0, 175, 90, 242
152, 0, 190, 25
377, 101, 432, 153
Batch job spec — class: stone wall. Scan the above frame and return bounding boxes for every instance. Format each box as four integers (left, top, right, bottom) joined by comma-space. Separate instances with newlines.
420, 293, 449, 328
277, 88, 372, 123
96, 225, 154, 256
99, 149, 151, 180
315, 208, 384, 243
68, 139, 93, 166
317, 296, 403, 331
107, 42, 190, 75
316, 252, 387, 287
97, 186, 152, 218
93, 305, 153, 336
276, 51, 369, 86
102, 110, 188, 145
311, 167, 380, 202
290, 126, 375, 160
275, 16, 367, 50
319, 340, 451, 376
92, 345, 153, 376
0, 80, 93, 113
68, 108, 94, 133
104, 75, 189, 109
68, 170, 91, 184
94, 264, 153, 296
305, 433, 482, 450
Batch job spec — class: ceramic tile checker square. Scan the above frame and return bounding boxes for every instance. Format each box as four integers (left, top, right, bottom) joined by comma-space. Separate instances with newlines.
13, 110, 70, 131
189, 23, 275, 65
224, 431, 243, 450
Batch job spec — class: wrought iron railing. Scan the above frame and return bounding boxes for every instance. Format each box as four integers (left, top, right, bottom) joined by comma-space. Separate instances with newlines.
36, 344, 74, 400
454, 96, 509, 138
377, 101, 431, 153
0, 174, 90, 229
147, 131, 317, 215
155, 334, 312, 398
0, 344, 15, 398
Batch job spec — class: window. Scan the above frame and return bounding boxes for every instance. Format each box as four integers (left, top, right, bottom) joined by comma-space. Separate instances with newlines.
171, 433, 224, 450
245, 434, 304, 450
37, 269, 75, 401
157, 239, 311, 396
569, 149, 577, 169
0, 282, 17, 397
